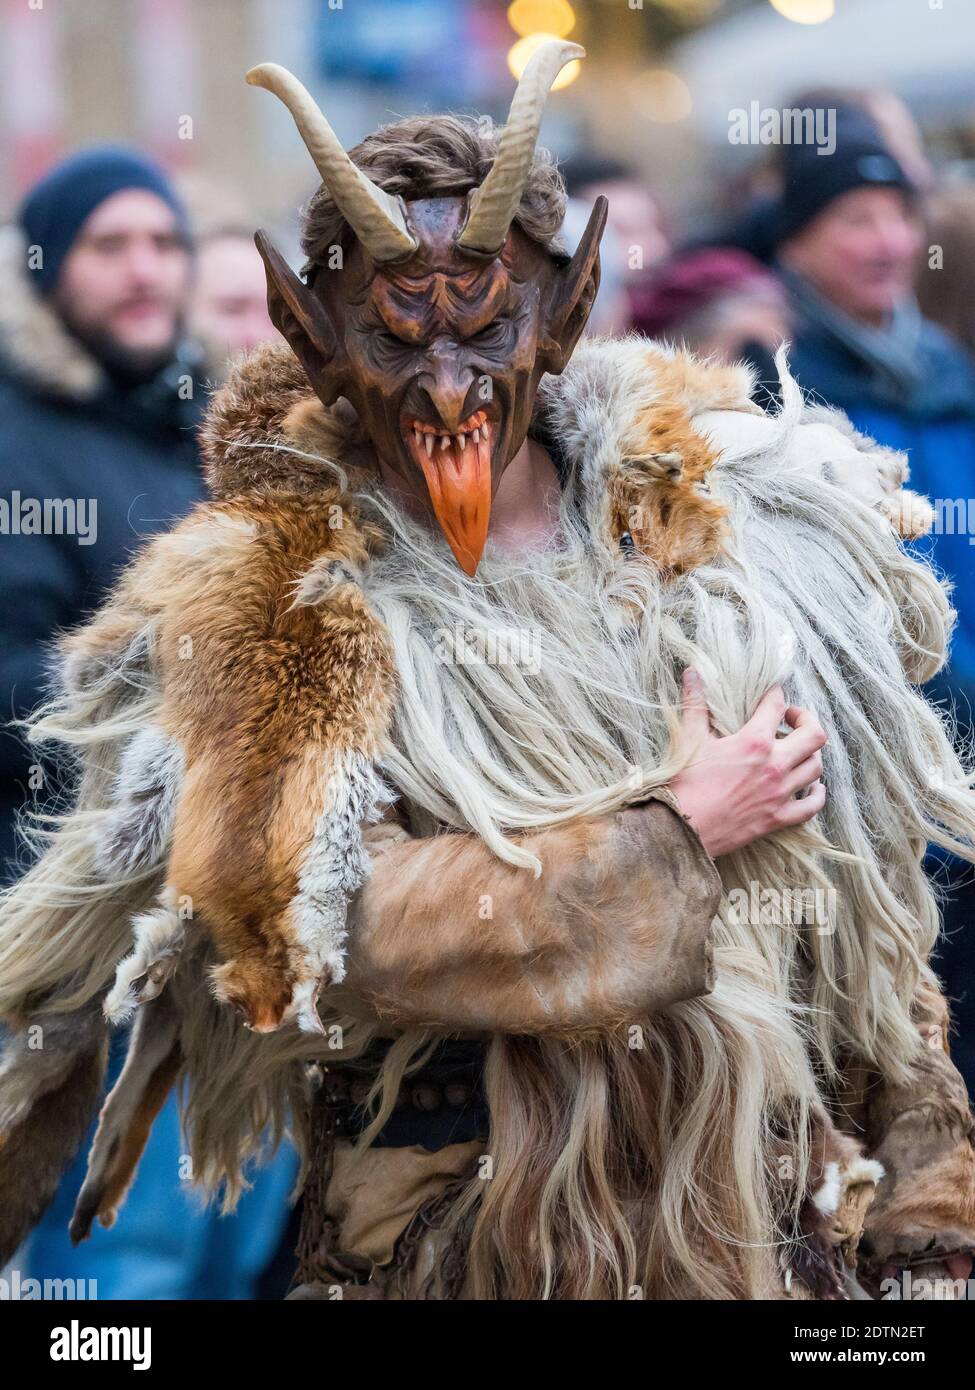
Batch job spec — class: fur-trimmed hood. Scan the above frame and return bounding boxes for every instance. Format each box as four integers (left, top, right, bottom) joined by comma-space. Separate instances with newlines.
0, 222, 209, 414
0, 224, 106, 400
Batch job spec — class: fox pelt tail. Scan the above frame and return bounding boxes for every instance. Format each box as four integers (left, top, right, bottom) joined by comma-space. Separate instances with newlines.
70, 989, 182, 1243
0, 999, 108, 1263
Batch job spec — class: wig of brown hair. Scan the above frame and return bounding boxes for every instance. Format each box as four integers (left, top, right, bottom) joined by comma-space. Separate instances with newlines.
300, 115, 569, 270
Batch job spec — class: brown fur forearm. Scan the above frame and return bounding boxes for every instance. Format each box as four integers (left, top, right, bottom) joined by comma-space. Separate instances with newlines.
340, 799, 721, 1035
851, 978, 975, 1271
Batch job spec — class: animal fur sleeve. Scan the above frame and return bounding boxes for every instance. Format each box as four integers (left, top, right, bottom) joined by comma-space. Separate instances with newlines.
855, 979, 975, 1281
100, 490, 396, 1035
338, 799, 721, 1034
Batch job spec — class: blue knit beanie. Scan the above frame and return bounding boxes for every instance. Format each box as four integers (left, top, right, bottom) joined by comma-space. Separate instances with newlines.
16, 145, 191, 295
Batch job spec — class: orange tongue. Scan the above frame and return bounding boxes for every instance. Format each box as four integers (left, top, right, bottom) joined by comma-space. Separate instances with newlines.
413, 427, 492, 577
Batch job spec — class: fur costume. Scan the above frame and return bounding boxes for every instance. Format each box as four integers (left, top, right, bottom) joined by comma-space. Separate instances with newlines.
1, 333, 973, 1297
1, 43, 974, 1298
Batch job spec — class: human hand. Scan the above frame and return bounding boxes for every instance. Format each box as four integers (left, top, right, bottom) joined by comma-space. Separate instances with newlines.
669, 669, 827, 858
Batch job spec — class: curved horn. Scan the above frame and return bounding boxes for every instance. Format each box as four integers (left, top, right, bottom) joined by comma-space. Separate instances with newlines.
457, 40, 584, 256
246, 63, 418, 264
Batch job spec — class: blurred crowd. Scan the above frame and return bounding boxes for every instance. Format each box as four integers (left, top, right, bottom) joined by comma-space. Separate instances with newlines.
0, 147, 296, 1301
2, 83, 975, 1298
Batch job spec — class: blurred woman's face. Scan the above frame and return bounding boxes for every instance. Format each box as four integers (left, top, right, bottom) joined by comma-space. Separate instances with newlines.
191, 236, 276, 358
780, 186, 922, 326
581, 179, 670, 276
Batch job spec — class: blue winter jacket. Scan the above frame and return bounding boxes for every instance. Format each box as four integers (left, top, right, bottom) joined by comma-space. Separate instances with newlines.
785, 288, 975, 739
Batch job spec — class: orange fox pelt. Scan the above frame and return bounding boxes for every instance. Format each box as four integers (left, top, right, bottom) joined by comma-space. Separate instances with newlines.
85, 479, 395, 1036
605, 352, 764, 575
93, 342, 741, 1040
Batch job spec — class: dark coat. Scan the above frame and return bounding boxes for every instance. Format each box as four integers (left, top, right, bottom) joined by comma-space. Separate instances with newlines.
783, 277, 975, 736
0, 228, 204, 879
784, 272, 975, 1100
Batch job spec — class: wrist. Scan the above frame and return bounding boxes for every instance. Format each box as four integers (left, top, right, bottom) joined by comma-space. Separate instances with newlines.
666, 783, 720, 859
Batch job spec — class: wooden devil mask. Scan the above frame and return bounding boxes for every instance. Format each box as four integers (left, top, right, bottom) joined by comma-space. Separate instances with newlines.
248, 42, 606, 575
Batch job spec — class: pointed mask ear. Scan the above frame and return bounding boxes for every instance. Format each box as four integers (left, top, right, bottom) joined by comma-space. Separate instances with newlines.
254, 230, 343, 405
538, 196, 608, 375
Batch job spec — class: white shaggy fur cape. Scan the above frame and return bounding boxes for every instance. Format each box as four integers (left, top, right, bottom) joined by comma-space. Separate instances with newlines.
0, 336, 973, 1298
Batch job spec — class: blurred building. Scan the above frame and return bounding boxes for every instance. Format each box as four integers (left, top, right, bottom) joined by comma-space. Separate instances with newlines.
1, 1, 973, 248
0, 0, 594, 228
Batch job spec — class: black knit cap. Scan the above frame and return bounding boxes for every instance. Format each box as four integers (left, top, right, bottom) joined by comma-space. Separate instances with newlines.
769, 104, 916, 249
17, 145, 190, 296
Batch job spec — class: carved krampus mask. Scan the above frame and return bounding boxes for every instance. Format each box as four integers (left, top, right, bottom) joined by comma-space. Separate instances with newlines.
248, 42, 606, 574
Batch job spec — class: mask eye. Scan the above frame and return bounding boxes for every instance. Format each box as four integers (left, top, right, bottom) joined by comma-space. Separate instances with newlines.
376, 329, 413, 351
467, 320, 508, 350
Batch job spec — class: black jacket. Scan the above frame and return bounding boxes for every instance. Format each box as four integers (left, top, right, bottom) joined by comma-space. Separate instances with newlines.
0, 227, 204, 879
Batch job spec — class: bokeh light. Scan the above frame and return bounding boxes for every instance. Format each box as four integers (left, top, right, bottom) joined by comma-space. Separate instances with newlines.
507, 32, 582, 89
769, 0, 835, 24
627, 68, 694, 124
507, 0, 576, 40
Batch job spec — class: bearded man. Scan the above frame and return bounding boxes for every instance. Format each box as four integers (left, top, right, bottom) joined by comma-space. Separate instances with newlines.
1, 44, 974, 1301
0, 147, 204, 882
